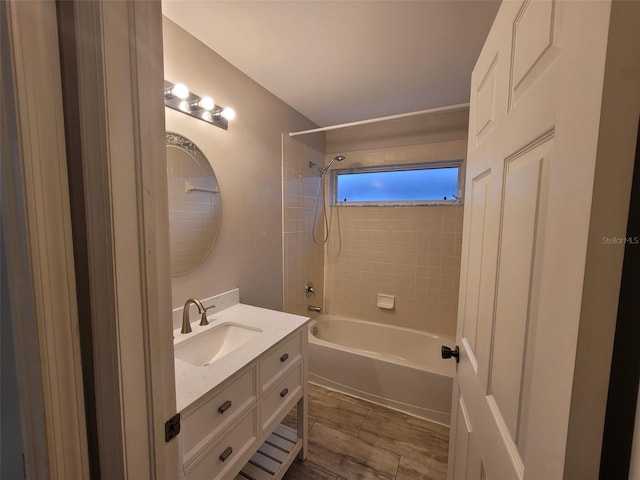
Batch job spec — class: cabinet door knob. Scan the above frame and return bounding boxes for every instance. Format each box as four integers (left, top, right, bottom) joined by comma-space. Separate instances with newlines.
219, 446, 233, 462
280, 388, 289, 398
218, 400, 232, 414
280, 353, 289, 362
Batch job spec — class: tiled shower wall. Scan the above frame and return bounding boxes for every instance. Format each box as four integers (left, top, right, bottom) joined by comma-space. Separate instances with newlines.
325, 140, 466, 336
283, 137, 325, 317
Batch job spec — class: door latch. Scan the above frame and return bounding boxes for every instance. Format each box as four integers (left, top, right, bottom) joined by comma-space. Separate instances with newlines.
165, 413, 181, 442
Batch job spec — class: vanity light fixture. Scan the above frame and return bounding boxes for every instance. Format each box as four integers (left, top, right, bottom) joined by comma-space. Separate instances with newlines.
219, 107, 236, 120
165, 82, 190, 99
191, 96, 215, 112
164, 80, 234, 130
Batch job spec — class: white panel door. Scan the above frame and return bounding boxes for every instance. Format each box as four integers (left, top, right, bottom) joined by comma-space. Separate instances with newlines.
448, 1, 617, 479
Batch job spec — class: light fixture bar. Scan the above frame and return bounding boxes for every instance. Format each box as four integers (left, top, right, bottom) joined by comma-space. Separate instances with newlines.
163, 80, 231, 130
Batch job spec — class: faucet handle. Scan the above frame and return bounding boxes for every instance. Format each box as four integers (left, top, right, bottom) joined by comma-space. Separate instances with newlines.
200, 304, 215, 326
305, 282, 315, 298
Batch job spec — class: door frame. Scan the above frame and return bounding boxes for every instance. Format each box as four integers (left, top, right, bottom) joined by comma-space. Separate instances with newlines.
2, 0, 178, 478
599, 120, 640, 477
57, 0, 178, 478
563, 1, 640, 474
1, 1, 89, 478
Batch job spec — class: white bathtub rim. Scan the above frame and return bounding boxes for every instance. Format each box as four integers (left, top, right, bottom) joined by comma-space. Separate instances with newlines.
308, 315, 455, 377
312, 314, 455, 342
308, 376, 451, 427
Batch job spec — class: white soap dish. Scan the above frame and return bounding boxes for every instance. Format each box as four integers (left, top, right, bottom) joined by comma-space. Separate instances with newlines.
377, 294, 395, 310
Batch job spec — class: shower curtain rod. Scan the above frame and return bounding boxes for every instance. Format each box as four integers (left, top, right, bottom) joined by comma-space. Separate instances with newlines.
289, 102, 470, 137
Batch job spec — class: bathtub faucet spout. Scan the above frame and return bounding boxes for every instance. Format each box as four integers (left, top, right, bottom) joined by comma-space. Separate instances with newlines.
307, 305, 321, 313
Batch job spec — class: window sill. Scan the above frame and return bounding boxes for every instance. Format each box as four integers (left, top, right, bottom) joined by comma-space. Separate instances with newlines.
331, 201, 463, 207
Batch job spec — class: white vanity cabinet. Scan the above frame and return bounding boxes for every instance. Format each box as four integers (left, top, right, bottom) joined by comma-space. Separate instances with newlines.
259, 330, 304, 435
178, 326, 308, 480
179, 364, 258, 479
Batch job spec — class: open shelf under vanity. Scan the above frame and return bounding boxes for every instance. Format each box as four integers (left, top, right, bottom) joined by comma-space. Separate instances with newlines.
235, 425, 301, 480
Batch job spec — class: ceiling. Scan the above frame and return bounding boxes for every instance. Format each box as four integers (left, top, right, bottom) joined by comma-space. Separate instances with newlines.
162, 1, 500, 127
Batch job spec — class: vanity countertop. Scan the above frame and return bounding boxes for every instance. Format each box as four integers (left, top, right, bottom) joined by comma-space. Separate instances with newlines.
174, 301, 309, 412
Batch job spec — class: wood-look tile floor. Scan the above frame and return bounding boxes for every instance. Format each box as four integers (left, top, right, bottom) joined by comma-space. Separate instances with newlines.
282, 383, 449, 480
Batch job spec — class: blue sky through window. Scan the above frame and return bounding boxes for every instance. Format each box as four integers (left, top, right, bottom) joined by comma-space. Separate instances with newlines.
335, 166, 459, 203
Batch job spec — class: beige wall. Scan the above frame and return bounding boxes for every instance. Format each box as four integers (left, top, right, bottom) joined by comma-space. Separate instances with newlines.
163, 17, 467, 336
163, 18, 322, 323
282, 137, 325, 317
326, 109, 469, 154
324, 140, 467, 336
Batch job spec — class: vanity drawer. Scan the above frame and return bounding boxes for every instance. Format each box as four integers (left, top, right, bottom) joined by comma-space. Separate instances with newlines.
184, 408, 257, 480
260, 331, 302, 391
261, 362, 303, 433
182, 365, 256, 464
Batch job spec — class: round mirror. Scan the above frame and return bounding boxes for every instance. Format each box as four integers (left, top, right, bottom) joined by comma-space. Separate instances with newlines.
166, 132, 221, 276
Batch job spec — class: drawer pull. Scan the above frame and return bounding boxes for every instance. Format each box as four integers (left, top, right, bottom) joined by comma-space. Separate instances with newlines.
280, 353, 289, 363
218, 400, 232, 414
219, 446, 233, 462
280, 388, 289, 398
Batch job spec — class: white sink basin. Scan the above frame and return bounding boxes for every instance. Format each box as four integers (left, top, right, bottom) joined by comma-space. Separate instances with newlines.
174, 322, 263, 367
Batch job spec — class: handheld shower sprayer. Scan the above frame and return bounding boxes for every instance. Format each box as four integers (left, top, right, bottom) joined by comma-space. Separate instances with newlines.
328, 155, 346, 168
308, 154, 346, 175
307, 154, 346, 245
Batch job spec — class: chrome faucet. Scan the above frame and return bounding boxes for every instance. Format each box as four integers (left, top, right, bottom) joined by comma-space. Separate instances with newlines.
307, 305, 321, 313
181, 298, 205, 334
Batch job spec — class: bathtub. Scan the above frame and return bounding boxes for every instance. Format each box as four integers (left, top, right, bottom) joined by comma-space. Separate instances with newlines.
308, 315, 455, 426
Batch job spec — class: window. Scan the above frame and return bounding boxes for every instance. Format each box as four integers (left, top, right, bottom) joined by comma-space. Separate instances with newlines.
331, 161, 463, 206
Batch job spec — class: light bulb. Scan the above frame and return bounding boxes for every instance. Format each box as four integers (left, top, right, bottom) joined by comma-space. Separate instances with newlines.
221, 107, 236, 120
198, 96, 215, 111
171, 83, 190, 100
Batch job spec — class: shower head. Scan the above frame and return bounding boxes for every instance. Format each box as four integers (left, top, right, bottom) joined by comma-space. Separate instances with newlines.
308, 154, 347, 175
325, 154, 346, 171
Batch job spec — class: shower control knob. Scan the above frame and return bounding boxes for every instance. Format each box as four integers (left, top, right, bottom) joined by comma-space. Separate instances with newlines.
441, 345, 460, 363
